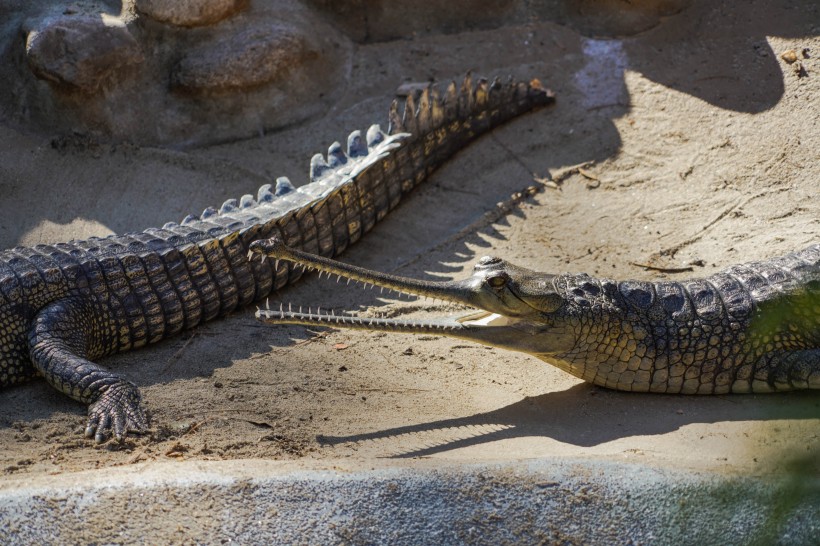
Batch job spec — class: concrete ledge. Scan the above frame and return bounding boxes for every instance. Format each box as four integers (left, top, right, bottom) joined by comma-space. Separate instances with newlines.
2, 458, 817, 544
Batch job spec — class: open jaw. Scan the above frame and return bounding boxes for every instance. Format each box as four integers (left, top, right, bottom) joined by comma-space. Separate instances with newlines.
248, 238, 548, 350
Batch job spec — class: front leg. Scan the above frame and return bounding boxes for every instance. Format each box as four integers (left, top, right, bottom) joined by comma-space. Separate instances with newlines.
27, 297, 148, 443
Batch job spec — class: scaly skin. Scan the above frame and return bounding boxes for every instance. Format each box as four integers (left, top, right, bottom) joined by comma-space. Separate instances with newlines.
253, 239, 820, 394
0, 75, 555, 442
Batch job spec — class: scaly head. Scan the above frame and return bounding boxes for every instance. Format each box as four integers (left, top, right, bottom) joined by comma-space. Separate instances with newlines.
249, 238, 577, 356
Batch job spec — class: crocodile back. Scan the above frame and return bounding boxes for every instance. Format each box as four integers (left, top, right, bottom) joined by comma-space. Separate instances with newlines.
552, 244, 820, 393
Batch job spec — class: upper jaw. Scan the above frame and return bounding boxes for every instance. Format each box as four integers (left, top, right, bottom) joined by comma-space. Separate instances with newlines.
249, 237, 511, 313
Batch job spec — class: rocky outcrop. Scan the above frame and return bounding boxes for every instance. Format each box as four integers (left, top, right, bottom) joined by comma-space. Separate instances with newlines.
24, 15, 144, 92
1, 0, 692, 146
307, 0, 692, 42
135, 0, 247, 27
4, 1, 350, 146
172, 23, 312, 92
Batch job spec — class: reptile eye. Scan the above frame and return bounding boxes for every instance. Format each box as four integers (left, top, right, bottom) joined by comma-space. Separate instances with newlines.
486, 273, 508, 289
479, 256, 502, 266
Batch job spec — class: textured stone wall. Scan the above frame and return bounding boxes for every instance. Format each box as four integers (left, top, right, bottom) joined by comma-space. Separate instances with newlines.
0, 0, 690, 146
1, 0, 351, 146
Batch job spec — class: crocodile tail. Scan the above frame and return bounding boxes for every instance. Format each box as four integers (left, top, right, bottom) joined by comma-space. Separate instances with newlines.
154, 74, 553, 304
388, 75, 554, 183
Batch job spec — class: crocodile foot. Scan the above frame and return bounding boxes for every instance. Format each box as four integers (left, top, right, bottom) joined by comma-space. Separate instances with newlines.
85, 381, 149, 444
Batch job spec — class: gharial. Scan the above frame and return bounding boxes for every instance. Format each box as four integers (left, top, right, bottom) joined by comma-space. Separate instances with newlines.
252, 239, 819, 394
0, 75, 554, 442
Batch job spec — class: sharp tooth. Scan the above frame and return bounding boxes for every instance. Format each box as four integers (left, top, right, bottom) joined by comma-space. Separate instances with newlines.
347, 278, 352, 286
247, 250, 254, 261
380, 287, 384, 294
288, 303, 292, 313
336, 274, 341, 283
274, 259, 280, 271
266, 298, 270, 309
317, 306, 322, 315
261, 255, 266, 263
279, 303, 283, 312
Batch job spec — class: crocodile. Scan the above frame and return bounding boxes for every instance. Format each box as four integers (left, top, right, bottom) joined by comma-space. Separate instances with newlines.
252, 239, 820, 394
0, 75, 555, 442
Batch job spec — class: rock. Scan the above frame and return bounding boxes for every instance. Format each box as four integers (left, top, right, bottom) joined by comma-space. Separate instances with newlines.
172, 23, 313, 92
305, 0, 521, 43
3, 1, 350, 145
530, 0, 693, 38
308, 0, 693, 42
25, 16, 144, 93
135, 0, 247, 27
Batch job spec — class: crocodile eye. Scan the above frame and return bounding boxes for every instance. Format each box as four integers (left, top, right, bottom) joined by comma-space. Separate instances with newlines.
478, 256, 502, 266
486, 273, 509, 289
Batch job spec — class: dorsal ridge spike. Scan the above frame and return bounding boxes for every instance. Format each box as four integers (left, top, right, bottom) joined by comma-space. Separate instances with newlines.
366, 124, 385, 148
402, 93, 418, 134
275, 177, 295, 196
474, 77, 490, 108
310, 153, 330, 181
327, 141, 347, 167
458, 73, 476, 117
220, 198, 238, 213
387, 99, 403, 136
416, 87, 432, 132
443, 80, 459, 117
257, 183, 274, 203
429, 85, 444, 126
347, 129, 367, 157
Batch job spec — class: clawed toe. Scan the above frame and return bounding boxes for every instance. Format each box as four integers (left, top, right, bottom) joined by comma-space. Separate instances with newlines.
85, 381, 149, 443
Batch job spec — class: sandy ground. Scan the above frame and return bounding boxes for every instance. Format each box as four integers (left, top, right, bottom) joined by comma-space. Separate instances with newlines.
1, 0, 818, 498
